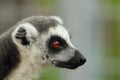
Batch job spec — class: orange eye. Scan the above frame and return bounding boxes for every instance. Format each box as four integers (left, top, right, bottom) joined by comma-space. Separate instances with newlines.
52, 41, 60, 49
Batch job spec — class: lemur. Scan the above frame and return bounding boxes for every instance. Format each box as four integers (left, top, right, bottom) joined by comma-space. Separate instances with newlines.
0, 16, 86, 80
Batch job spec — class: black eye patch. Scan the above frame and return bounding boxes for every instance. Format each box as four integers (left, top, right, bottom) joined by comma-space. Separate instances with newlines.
47, 35, 68, 53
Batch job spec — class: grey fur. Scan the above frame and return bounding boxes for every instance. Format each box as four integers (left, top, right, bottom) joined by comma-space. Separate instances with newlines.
15, 16, 61, 33
0, 32, 20, 80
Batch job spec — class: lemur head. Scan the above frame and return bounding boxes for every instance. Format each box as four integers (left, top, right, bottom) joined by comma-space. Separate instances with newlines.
12, 16, 86, 69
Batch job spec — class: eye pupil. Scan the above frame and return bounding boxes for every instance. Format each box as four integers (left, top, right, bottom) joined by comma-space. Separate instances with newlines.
53, 41, 60, 49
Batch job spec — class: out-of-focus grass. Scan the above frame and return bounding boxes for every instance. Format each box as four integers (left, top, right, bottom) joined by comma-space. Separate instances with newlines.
103, 0, 120, 3
102, 0, 120, 80
32, 0, 58, 7
40, 68, 61, 80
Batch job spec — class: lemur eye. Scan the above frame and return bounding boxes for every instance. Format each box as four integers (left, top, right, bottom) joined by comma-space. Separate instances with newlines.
52, 41, 60, 49
48, 36, 68, 53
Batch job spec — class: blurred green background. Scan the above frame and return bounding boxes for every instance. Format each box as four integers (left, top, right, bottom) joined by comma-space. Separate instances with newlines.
0, 0, 120, 80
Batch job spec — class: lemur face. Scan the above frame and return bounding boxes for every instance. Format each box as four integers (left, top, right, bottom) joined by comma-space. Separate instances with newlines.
12, 16, 86, 69
45, 25, 86, 69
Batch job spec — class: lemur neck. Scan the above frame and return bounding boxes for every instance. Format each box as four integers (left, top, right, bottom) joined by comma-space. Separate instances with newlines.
6, 55, 42, 80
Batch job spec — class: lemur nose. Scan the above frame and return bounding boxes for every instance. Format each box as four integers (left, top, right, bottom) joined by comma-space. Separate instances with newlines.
79, 56, 86, 65
74, 50, 86, 66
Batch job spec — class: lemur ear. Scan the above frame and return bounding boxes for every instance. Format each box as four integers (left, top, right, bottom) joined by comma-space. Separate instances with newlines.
13, 23, 38, 46
15, 27, 29, 45
50, 16, 63, 25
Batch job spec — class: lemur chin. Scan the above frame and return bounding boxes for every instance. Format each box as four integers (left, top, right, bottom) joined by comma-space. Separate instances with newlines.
0, 16, 86, 80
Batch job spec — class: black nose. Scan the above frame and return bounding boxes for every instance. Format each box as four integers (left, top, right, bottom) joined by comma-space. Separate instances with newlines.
74, 50, 86, 66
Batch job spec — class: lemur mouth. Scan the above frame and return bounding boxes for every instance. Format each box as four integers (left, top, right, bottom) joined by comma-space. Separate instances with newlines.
54, 61, 81, 69
54, 59, 86, 69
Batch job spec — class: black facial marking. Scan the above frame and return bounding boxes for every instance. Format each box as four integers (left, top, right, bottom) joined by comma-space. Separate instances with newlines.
15, 27, 30, 45
15, 27, 26, 39
0, 36, 20, 80
20, 37, 30, 45
17, 27, 26, 33
46, 55, 49, 59
47, 35, 68, 53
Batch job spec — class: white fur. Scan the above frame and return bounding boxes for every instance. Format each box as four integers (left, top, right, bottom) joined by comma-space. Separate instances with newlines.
12, 23, 38, 50
12, 23, 38, 39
